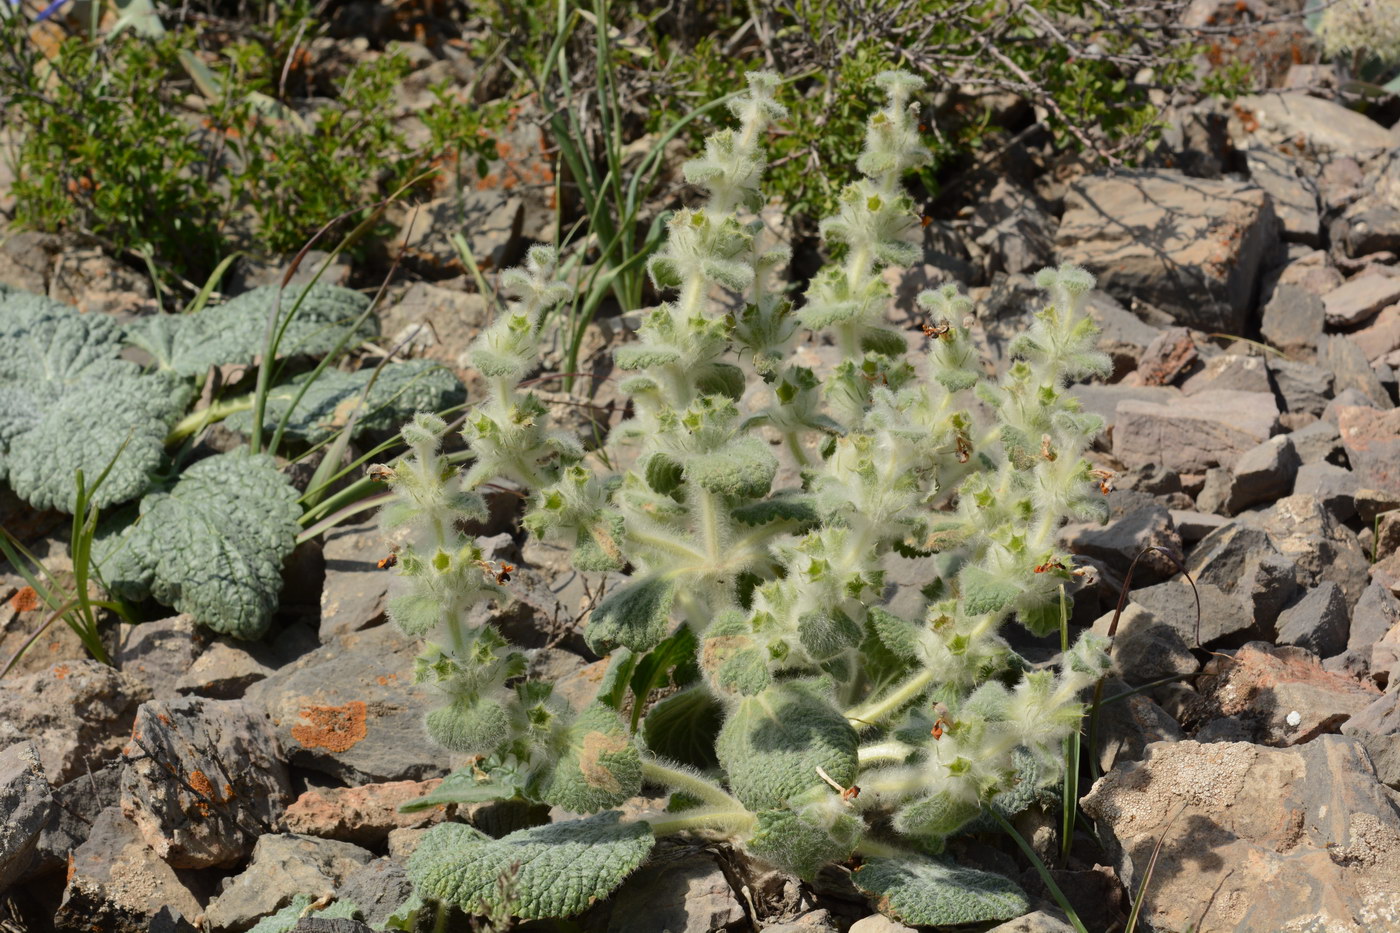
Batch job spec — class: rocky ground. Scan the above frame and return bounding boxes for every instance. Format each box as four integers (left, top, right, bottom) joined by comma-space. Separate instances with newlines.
5, 17, 1400, 933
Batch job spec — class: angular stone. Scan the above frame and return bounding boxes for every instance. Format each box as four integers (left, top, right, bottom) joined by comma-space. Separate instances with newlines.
1198, 642, 1380, 745
245, 624, 454, 784
203, 833, 373, 933
1245, 148, 1320, 244
1338, 148, 1400, 258
1322, 336, 1393, 410
1134, 326, 1198, 386
1070, 384, 1180, 441
965, 178, 1056, 277
849, 916, 918, 933
55, 807, 203, 933
27, 759, 124, 881
1352, 582, 1400, 655
1231, 93, 1395, 161
1288, 418, 1345, 465
1276, 581, 1350, 659
1113, 390, 1279, 473
336, 858, 414, 930
1342, 689, 1400, 737
1292, 461, 1359, 522
116, 615, 210, 701
1200, 434, 1301, 516
320, 520, 392, 642
605, 848, 745, 933
281, 779, 448, 847
1180, 353, 1271, 396
1324, 273, 1400, 328
1168, 509, 1229, 543
0, 661, 149, 784
174, 623, 317, 701
1091, 603, 1198, 686
121, 697, 291, 869
1061, 505, 1181, 583
1081, 737, 1400, 933
1349, 303, 1400, 364
1339, 406, 1400, 497
1272, 248, 1345, 298
985, 912, 1076, 933
1270, 358, 1333, 417
0, 741, 52, 889
1084, 290, 1161, 380
394, 192, 525, 277
1129, 579, 1253, 648
1055, 170, 1278, 334
1357, 489, 1400, 524
1261, 283, 1325, 352
1256, 494, 1372, 607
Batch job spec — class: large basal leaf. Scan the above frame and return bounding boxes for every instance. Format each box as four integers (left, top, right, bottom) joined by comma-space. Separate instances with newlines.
641, 686, 723, 770
0, 291, 188, 512
99, 450, 300, 638
542, 703, 642, 813
127, 283, 375, 376
852, 855, 1029, 926
223, 360, 466, 444
585, 576, 677, 654
407, 812, 654, 920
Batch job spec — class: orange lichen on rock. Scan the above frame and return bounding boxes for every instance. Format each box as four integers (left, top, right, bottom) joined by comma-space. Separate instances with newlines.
188, 770, 216, 817
9, 585, 40, 613
290, 701, 369, 753
52, 664, 70, 679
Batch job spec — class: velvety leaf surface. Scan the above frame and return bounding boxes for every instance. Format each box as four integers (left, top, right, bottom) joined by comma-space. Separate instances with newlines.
407, 812, 654, 919
100, 450, 300, 638
0, 291, 188, 511
852, 855, 1029, 925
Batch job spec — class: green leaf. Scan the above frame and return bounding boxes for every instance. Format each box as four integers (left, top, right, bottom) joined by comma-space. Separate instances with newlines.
596, 649, 638, 711
642, 686, 723, 770
426, 696, 510, 756
407, 812, 655, 920
716, 684, 858, 811
687, 436, 778, 498
398, 767, 513, 813
747, 807, 862, 880
731, 495, 819, 527
694, 362, 746, 400
127, 283, 375, 376
629, 625, 700, 715
893, 792, 983, 838
860, 326, 907, 356
224, 360, 465, 443
0, 292, 188, 512
543, 703, 642, 813
97, 450, 300, 638
245, 894, 361, 933
585, 576, 676, 654
960, 565, 1021, 616
853, 856, 1029, 926
797, 608, 863, 660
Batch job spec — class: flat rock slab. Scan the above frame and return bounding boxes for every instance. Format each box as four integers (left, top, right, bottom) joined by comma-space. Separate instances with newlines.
1082, 737, 1400, 933
115, 615, 209, 701
1056, 170, 1277, 334
1256, 494, 1372, 606
1338, 406, 1400, 499
203, 833, 373, 933
319, 521, 392, 641
54, 807, 203, 933
1197, 642, 1380, 745
281, 779, 448, 847
1231, 92, 1396, 162
121, 696, 291, 868
1324, 273, 1400, 328
0, 660, 149, 784
0, 740, 53, 889
604, 847, 745, 933
246, 624, 455, 784
1113, 390, 1279, 473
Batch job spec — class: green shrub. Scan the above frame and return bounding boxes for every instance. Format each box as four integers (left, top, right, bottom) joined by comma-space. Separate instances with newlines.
378, 69, 1114, 927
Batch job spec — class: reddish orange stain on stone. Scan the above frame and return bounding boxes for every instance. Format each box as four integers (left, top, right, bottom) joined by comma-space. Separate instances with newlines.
9, 586, 40, 613
189, 770, 215, 817
52, 664, 70, 679
290, 701, 368, 753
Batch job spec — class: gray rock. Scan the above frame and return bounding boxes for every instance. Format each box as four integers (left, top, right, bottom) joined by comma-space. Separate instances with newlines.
54, 807, 203, 933
1323, 273, 1400, 328
1356, 488, 1400, 524
1113, 390, 1279, 473
0, 660, 149, 784
1061, 505, 1181, 583
378, 280, 492, 379
25, 759, 124, 881
965, 178, 1056, 277
1091, 603, 1198, 686
1081, 737, 1400, 933
395, 191, 525, 276
1260, 283, 1325, 353
1134, 325, 1200, 386
1070, 384, 1180, 443
1198, 435, 1300, 516
329, 857, 411, 930
1287, 418, 1345, 466
1322, 335, 1393, 410
1055, 170, 1278, 334
761, 911, 840, 933
1129, 579, 1254, 648
1185, 522, 1300, 635
245, 624, 454, 784
1256, 494, 1371, 607
1084, 290, 1161, 380
604, 848, 744, 933
1270, 358, 1333, 417
0, 741, 52, 889
1338, 405, 1400, 498
1337, 149, 1400, 258
116, 615, 210, 700
985, 911, 1076, 933
1168, 509, 1229, 543
1276, 581, 1350, 658
320, 520, 391, 641
1349, 302, 1400, 364
1352, 732, 1400, 790
848, 916, 917, 933
204, 834, 374, 933
1245, 147, 1320, 244
121, 697, 291, 869
1269, 248, 1345, 299
1292, 461, 1358, 522
1180, 353, 1271, 396
1351, 583, 1400, 655
1323, 386, 1379, 424
1341, 689, 1400, 737
1230, 93, 1395, 162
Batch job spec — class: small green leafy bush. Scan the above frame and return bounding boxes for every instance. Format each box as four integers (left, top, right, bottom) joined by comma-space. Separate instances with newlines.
380, 70, 1113, 926
0, 281, 465, 640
